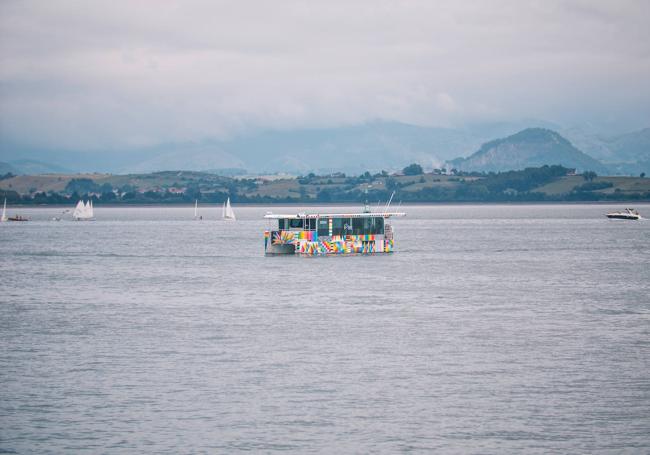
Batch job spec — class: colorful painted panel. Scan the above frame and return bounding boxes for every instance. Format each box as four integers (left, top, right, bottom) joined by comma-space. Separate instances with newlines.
266, 231, 395, 255
272, 230, 295, 245
293, 239, 395, 255
297, 230, 317, 241
346, 234, 376, 242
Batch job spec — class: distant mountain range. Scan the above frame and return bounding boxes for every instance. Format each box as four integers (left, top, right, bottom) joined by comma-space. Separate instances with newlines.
1, 121, 648, 175
448, 128, 609, 173
106, 121, 510, 175
0, 159, 71, 175
559, 126, 650, 175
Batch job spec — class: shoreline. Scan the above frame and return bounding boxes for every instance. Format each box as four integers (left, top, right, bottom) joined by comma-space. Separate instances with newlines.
7, 201, 650, 208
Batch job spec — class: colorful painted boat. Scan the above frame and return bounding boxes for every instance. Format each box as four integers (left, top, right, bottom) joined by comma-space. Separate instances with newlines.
263, 210, 405, 255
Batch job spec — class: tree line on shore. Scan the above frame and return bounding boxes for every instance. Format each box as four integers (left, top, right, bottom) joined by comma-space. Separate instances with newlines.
1, 165, 648, 205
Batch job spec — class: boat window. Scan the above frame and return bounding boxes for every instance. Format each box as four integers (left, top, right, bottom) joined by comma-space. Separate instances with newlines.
307, 218, 316, 230
278, 219, 287, 230
289, 218, 303, 229
331, 217, 352, 236
361, 216, 384, 234
317, 218, 329, 236
374, 216, 384, 234
352, 217, 364, 234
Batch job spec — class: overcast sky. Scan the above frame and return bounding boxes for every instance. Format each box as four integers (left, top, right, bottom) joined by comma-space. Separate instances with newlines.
1, 0, 649, 151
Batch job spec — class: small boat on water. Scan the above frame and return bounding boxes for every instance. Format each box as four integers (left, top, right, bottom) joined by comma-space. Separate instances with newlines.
52, 209, 69, 221
222, 197, 236, 221
606, 208, 642, 220
73, 200, 95, 221
194, 200, 202, 220
1, 198, 29, 221
7, 215, 29, 222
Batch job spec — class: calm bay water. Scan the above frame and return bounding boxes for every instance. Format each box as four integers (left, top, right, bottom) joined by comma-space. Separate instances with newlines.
1, 204, 649, 453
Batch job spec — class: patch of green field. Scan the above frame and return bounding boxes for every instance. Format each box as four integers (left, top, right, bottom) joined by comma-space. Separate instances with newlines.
596, 176, 650, 194
0, 173, 110, 194
532, 176, 583, 195
533, 176, 650, 195
398, 175, 473, 192
0, 171, 236, 195
250, 179, 302, 198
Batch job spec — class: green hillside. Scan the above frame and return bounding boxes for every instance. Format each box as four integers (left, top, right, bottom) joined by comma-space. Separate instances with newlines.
2, 166, 649, 204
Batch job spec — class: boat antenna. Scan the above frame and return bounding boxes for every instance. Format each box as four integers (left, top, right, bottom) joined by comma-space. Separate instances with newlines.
383, 190, 395, 214
363, 184, 372, 213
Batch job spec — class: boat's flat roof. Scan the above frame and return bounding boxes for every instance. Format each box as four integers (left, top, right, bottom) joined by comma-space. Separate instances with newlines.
264, 212, 406, 219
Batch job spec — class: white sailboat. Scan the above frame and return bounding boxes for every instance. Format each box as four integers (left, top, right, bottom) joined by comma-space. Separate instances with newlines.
73, 200, 83, 218
73, 199, 95, 221
194, 200, 202, 220
222, 197, 236, 221
1, 198, 7, 222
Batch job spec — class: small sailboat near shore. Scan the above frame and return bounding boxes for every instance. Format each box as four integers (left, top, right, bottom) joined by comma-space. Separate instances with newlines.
73, 200, 95, 221
2, 198, 29, 221
194, 200, 202, 220
222, 197, 236, 221
1, 198, 7, 223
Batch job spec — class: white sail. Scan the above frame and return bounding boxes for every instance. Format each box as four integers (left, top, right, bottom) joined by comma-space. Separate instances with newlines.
73, 200, 84, 219
73, 200, 94, 220
224, 197, 236, 220
1, 198, 7, 222
194, 200, 198, 218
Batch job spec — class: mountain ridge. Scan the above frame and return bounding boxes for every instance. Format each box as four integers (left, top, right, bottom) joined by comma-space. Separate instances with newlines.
448, 128, 609, 173
2, 122, 648, 175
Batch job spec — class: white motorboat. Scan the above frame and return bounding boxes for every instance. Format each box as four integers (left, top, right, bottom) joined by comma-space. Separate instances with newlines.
606, 208, 641, 220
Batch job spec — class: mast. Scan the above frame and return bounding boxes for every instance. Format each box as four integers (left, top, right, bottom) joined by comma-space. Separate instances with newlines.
1, 198, 6, 222
380, 191, 395, 215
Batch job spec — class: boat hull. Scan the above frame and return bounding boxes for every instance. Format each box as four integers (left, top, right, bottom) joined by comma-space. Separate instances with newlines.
606, 214, 639, 220
264, 230, 394, 255
265, 243, 297, 255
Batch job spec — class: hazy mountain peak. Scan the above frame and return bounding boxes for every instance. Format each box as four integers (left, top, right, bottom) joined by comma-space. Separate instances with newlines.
449, 128, 608, 173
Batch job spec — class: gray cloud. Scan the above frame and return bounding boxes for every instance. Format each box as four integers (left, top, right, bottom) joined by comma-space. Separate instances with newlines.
1, 0, 649, 151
